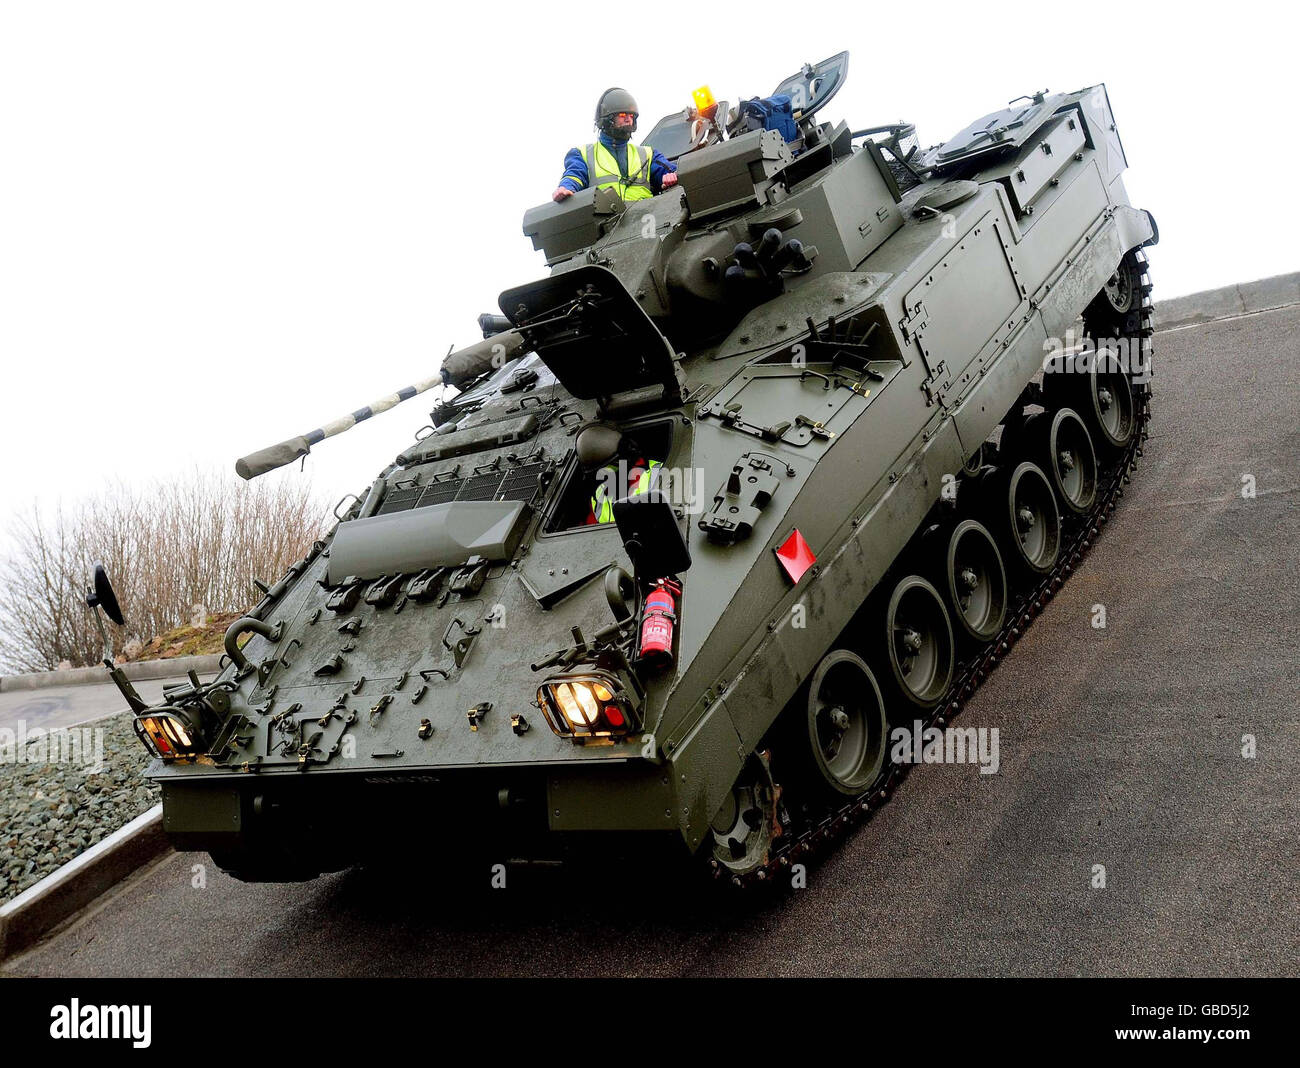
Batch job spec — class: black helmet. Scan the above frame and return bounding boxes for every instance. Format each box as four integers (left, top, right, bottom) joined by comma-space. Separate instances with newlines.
595, 87, 639, 139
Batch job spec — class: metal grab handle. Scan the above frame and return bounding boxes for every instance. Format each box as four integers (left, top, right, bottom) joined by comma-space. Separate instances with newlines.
223, 617, 284, 672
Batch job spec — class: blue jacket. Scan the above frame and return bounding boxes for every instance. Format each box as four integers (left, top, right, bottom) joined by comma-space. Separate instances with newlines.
558, 132, 677, 193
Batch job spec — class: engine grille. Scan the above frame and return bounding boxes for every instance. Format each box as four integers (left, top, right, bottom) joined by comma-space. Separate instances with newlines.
377, 461, 547, 515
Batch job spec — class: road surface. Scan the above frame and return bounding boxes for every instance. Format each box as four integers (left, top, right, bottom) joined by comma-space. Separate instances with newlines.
0, 675, 210, 735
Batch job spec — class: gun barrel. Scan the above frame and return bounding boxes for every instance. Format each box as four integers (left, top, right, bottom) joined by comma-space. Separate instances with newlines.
235, 372, 443, 480
234, 329, 526, 481
477, 313, 514, 337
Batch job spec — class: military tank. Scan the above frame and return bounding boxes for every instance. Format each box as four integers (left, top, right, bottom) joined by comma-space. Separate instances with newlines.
90, 52, 1157, 885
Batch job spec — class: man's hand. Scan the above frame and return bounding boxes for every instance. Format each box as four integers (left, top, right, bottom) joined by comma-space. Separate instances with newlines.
661, 172, 678, 189
552, 187, 574, 202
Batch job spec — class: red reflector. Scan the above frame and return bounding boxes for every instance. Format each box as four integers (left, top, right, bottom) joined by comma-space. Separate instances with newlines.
604, 705, 625, 728
775, 528, 816, 583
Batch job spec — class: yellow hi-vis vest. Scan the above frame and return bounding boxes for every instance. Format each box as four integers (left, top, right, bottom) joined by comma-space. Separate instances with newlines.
581, 141, 655, 201
592, 460, 662, 523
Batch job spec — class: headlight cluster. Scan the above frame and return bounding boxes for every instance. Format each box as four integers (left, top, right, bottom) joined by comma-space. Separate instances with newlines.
133, 709, 202, 760
537, 673, 638, 740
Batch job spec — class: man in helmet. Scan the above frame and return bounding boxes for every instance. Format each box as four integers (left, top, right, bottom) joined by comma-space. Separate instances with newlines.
552, 88, 678, 203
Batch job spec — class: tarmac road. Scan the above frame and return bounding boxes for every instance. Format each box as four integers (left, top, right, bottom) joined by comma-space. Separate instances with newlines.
5, 304, 1298, 977
0, 676, 208, 735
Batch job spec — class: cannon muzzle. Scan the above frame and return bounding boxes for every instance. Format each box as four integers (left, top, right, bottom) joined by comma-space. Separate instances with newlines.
236, 435, 314, 480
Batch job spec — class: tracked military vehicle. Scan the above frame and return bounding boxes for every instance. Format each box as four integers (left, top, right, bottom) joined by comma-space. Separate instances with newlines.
92, 52, 1157, 884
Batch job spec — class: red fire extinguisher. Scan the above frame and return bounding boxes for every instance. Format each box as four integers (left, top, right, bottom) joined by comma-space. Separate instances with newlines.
638, 578, 681, 669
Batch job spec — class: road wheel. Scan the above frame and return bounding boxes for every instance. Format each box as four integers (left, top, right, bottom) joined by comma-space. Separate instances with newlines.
982, 461, 1061, 584
933, 518, 1007, 648
1075, 350, 1136, 454
1024, 407, 1098, 515
802, 650, 889, 797
876, 575, 954, 712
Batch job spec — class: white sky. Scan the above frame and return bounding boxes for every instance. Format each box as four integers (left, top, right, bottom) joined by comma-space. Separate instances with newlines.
1, 0, 1295, 539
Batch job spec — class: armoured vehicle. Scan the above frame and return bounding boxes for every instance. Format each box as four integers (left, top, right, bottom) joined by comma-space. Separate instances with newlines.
91, 53, 1157, 884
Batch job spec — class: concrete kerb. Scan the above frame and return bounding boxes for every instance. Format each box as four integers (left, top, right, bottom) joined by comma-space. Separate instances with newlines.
1154, 272, 1300, 332
0, 654, 224, 694
0, 805, 169, 961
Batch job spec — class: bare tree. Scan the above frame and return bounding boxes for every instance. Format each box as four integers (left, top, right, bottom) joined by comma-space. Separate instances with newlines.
0, 472, 326, 673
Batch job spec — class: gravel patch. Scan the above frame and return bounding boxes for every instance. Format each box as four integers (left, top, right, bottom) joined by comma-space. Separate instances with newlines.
1, 710, 158, 904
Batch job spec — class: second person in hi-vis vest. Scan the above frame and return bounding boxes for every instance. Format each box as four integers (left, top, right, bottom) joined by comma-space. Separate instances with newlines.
553, 88, 678, 203
588, 458, 663, 525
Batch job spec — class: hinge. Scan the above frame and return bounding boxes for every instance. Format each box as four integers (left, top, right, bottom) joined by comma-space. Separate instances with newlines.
921, 366, 948, 407
921, 349, 949, 407
899, 299, 929, 343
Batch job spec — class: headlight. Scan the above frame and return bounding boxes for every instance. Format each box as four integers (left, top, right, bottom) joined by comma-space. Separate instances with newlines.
133, 709, 202, 760
537, 673, 637, 740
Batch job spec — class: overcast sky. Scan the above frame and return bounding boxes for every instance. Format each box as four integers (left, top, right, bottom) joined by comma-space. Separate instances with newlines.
1, 1, 1294, 544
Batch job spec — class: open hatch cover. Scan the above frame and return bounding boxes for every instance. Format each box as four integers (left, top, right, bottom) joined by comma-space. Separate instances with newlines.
499, 265, 683, 404
932, 91, 1070, 168
770, 51, 849, 119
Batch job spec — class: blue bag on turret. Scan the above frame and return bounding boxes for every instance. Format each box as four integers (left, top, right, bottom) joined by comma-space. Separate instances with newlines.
738, 94, 798, 143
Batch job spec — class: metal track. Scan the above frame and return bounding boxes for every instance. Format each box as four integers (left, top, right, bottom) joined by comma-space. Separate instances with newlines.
717, 262, 1155, 888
